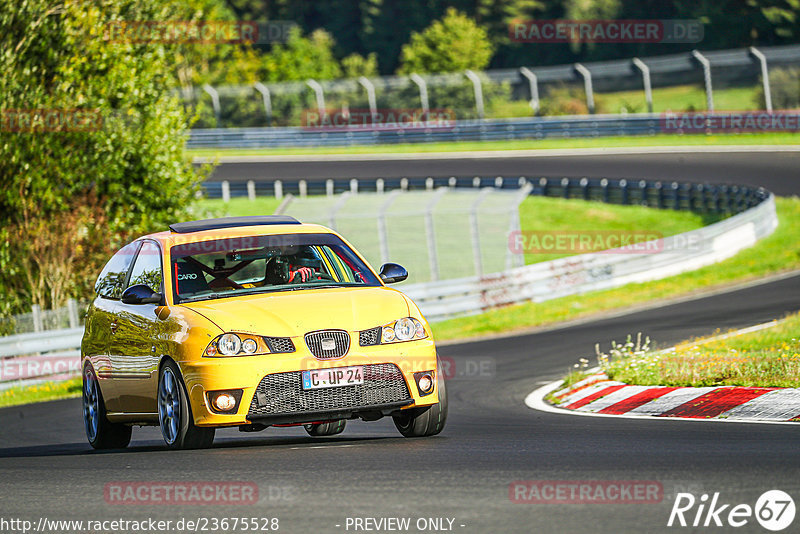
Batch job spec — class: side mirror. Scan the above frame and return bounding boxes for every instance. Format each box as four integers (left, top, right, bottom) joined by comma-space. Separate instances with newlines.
121, 284, 162, 305
379, 263, 408, 284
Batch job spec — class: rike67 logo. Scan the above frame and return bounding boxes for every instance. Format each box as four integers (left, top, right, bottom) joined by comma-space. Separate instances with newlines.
668, 490, 795, 531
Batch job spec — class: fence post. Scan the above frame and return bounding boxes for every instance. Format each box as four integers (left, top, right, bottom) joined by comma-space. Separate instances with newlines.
400, 177, 409, 191
306, 79, 326, 119
464, 70, 485, 119
327, 191, 352, 230
424, 188, 448, 281
274, 180, 283, 200
247, 180, 256, 201
691, 50, 714, 111
473, 176, 481, 188
519, 67, 540, 115
495, 176, 503, 189
448, 176, 457, 188
67, 299, 79, 329
358, 77, 378, 123
620, 179, 629, 205
749, 47, 772, 112
376, 178, 385, 194
253, 82, 273, 126
377, 190, 401, 264
600, 178, 609, 203
409, 73, 430, 119
508, 183, 534, 269
632, 58, 653, 113
221, 180, 231, 203
32, 304, 43, 332
326, 179, 334, 197
425, 177, 434, 191
350, 179, 359, 194
298, 180, 307, 198
202, 84, 222, 126
574, 63, 595, 114
469, 188, 493, 276
639, 180, 648, 206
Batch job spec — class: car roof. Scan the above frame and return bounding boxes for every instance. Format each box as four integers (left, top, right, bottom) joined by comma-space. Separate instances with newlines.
169, 215, 300, 234
141, 218, 338, 249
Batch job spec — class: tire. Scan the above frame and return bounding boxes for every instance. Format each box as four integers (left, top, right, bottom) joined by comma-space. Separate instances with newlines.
393, 360, 448, 438
304, 419, 346, 437
82, 366, 132, 449
158, 360, 215, 450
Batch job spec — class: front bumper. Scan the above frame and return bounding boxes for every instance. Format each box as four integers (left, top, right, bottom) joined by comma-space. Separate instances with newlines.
178, 338, 439, 427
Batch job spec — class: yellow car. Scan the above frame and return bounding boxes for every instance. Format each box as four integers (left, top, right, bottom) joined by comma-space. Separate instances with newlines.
81, 215, 446, 449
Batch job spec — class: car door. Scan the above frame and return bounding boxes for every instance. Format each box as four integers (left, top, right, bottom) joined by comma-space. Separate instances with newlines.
89, 241, 141, 413
111, 240, 165, 415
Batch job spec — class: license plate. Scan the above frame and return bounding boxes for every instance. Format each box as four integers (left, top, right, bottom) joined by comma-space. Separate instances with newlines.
302, 366, 364, 390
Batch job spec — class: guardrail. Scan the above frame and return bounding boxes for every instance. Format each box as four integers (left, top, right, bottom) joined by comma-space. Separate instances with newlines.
0, 177, 776, 386
188, 113, 663, 148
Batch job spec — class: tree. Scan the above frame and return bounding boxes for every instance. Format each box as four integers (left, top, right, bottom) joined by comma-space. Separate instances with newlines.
0, 0, 206, 315
262, 27, 342, 81
397, 8, 494, 74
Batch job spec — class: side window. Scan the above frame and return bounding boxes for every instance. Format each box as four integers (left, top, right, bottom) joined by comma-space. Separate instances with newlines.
95, 242, 140, 299
127, 241, 164, 293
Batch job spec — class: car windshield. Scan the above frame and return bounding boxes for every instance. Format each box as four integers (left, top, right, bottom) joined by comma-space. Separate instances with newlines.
170, 232, 381, 303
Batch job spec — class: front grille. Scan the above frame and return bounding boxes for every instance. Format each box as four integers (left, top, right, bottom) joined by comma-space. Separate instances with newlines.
305, 330, 350, 359
359, 327, 381, 346
248, 363, 411, 417
264, 336, 295, 353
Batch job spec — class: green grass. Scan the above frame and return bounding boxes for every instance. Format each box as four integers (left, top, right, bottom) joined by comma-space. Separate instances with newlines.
0, 378, 82, 408
188, 132, 799, 158
196, 194, 712, 267
518, 197, 720, 264
433, 196, 800, 341
596, 85, 760, 114
490, 85, 761, 118
601, 313, 800, 388
194, 196, 283, 218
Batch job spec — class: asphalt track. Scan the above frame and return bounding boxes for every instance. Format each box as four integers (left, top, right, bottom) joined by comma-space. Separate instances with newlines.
1, 149, 799, 534
206, 149, 800, 196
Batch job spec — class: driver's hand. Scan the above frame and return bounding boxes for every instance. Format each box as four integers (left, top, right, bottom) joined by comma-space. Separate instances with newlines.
289, 266, 314, 283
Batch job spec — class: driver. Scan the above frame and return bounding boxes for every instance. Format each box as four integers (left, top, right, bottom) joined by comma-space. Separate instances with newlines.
265, 254, 321, 285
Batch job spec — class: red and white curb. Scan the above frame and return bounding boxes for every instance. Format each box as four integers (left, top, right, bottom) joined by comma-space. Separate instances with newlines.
526, 373, 800, 425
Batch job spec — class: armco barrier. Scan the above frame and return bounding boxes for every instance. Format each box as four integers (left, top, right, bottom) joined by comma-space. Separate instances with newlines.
188, 113, 661, 149
0, 180, 777, 385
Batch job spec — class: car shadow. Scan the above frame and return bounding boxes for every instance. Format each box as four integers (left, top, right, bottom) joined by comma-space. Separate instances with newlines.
0, 435, 400, 458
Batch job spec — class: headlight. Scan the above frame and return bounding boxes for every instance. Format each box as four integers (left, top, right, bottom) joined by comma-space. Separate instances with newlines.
218, 333, 242, 356
379, 317, 427, 344
204, 333, 272, 357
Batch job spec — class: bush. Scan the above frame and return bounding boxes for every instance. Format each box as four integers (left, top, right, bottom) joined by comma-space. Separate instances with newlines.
755, 67, 800, 110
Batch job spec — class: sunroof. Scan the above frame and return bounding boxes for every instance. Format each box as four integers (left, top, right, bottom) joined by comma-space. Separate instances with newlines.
169, 215, 301, 234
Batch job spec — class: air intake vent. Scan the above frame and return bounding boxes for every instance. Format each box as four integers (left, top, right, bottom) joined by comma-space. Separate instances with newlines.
264, 337, 295, 353
305, 330, 350, 359
359, 327, 381, 346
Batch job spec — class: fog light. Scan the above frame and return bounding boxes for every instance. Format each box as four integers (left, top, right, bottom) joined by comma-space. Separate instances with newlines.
213, 393, 236, 412
417, 373, 434, 394
242, 338, 257, 354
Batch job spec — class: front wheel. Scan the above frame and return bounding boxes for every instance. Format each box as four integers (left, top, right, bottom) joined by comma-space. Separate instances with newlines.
158, 360, 215, 450
82, 366, 131, 449
393, 362, 448, 438
304, 419, 346, 437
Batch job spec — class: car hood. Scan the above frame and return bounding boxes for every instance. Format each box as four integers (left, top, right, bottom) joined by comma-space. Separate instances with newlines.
179, 286, 410, 337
